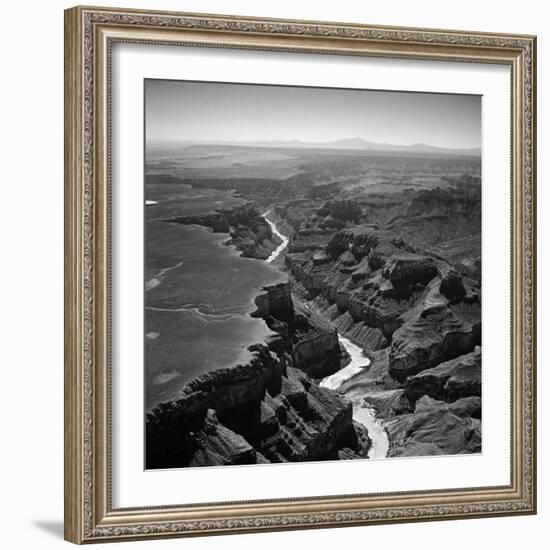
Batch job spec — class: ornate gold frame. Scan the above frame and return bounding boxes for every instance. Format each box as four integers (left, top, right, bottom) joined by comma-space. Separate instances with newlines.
64, 5, 537, 544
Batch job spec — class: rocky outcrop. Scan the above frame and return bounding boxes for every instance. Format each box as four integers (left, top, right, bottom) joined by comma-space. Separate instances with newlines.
362, 389, 411, 419
306, 181, 342, 200
252, 283, 342, 378
386, 395, 482, 457
253, 282, 295, 323
382, 253, 438, 294
388, 300, 481, 382
146, 356, 370, 468
447, 396, 481, 419
326, 226, 379, 261
439, 267, 467, 300
145, 345, 284, 468
188, 410, 258, 467
318, 199, 362, 223
404, 347, 481, 405
287, 228, 457, 346
332, 313, 388, 351
273, 177, 482, 459
382, 176, 482, 264
407, 176, 481, 226
289, 304, 342, 378
259, 367, 368, 462
338, 348, 400, 399
292, 328, 341, 378
290, 228, 337, 254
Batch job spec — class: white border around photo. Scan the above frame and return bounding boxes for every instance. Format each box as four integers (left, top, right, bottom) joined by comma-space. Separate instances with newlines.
111, 42, 511, 509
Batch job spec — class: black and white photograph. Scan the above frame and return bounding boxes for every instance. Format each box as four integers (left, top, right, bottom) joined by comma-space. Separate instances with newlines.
144, 79, 482, 469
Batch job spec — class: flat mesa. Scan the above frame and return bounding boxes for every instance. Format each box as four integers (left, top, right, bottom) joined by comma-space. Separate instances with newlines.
144, 197, 284, 410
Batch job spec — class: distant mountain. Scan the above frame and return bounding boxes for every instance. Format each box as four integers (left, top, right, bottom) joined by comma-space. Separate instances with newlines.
257, 137, 480, 156
148, 137, 481, 157
318, 137, 481, 156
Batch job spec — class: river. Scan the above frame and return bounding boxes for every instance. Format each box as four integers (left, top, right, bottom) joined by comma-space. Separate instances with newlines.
320, 336, 389, 459
263, 211, 290, 263
261, 212, 389, 459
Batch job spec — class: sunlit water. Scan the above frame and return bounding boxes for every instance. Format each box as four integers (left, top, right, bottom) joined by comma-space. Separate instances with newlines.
263, 211, 289, 264
264, 217, 389, 459
320, 336, 389, 459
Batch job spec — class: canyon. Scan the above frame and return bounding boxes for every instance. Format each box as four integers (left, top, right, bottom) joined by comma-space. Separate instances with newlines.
145, 148, 482, 468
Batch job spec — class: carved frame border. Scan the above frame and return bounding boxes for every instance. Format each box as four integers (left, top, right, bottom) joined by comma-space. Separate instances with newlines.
64, 5, 536, 544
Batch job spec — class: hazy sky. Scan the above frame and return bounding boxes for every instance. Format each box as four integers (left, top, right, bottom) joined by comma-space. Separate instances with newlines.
145, 79, 481, 149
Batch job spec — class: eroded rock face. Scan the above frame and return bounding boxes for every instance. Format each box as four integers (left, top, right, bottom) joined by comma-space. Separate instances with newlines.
292, 328, 341, 378
332, 313, 388, 352
382, 253, 438, 294
439, 267, 467, 300
145, 345, 285, 468
189, 410, 257, 467
362, 389, 411, 419
146, 361, 369, 468
288, 303, 343, 378
386, 396, 482, 457
319, 199, 362, 223
326, 226, 379, 261
313, 250, 330, 265
276, 185, 482, 459
338, 348, 400, 398
404, 347, 481, 404
253, 282, 295, 323
259, 367, 366, 462
167, 203, 280, 259
447, 396, 481, 419
389, 301, 481, 382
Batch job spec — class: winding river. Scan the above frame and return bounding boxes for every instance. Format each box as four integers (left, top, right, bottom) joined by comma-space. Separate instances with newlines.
320, 337, 389, 459
263, 211, 290, 263
262, 212, 389, 460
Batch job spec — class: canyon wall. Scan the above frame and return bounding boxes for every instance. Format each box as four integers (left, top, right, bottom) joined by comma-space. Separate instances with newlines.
146, 282, 369, 468
167, 202, 280, 259
280, 176, 482, 457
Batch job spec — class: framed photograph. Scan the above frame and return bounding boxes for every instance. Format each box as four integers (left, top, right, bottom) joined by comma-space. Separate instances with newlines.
64, 5, 537, 544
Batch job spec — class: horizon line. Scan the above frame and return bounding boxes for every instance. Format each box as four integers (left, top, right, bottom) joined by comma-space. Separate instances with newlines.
145, 137, 481, 152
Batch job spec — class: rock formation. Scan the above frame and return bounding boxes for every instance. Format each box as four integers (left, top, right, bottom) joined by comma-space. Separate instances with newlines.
167, 203, 281, 259
386, 395, 482, 457
146, 349, 370, 468
404, 347, 481, 405
146, 283, 369, 468
147, 169, 482, 465
275, 175, 482, 458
